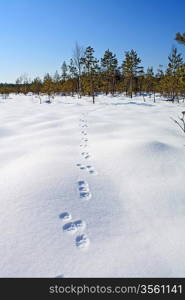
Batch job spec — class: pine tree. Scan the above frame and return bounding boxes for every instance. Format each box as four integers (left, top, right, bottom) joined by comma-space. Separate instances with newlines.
175, 32, 185, 45
31, 77, 42, 103
81, 46, 99, 103
68, 59, 77, 96
61, 61, 68, 81
52, 71, 61, 95
166, 47, 183, 75
42, 73, 54, 102
163, 48, 183, 101
53, 71, 61, 83
177, 64, 185, 99
122, 50, 141, 98
101, 49, 118, 95
136, 66, 145, 96
144, 67, 154, 95
69, 59, 77, 78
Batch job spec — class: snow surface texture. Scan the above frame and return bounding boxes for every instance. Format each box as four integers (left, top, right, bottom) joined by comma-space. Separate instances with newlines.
0, 94, 185, 277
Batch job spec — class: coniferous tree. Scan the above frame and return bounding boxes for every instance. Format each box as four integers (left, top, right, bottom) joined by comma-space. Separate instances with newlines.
53, 71, 61, 83
31, 77, 42, 103
122, 50, 141, 98
101, 49, 118, 95
61, 61, 68, 81
81, 46, 99, 103
136, 66, 145, 96
144, 67, 155, 98
175, 32, 185, 45
42, 73, 54, 102
68, 59, 77, 96
166, 47, 183, 75
53, 71, 61, 95
161, 48, 183, 101
177, 64, 185, 99
1, 37, 185, 102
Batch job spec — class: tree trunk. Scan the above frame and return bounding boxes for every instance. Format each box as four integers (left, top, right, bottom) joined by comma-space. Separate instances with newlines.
130, 78, 133, 98
91, 74, 95, 104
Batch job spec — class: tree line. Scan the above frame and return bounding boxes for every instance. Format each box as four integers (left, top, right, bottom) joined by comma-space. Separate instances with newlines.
0, 32, 185, 103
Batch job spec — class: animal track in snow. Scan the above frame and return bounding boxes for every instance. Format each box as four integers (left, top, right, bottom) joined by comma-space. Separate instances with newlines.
74, 220, 86, 231
63, 219, 86, 234
81, 131, 87, 135
60, 210, 88, 248
63, 222, 77, 234
79, 191, 92, 201
59, 212, 72, 222
80, 144, 87, 148
80, 165, 86, 170
81, 152, 91, 159
77, 181, 91, 200
75, 234, 90, 249
89, 168, 97, 175
77, 161, 97, 175
78, 180, 88, 186
76, 163, 87, 170
81, 151, 88, 156
79, 185, 89, 192
86, 165, 97, 175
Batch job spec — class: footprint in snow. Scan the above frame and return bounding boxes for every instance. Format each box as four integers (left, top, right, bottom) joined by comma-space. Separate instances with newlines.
78, 180, 89, 187
63, 222, 77, 234
81, 151, 87, 156
77, 181, 91, 200
63, 220, 86, 234
79, 191, 92, 201
74, 220, 86, 231
81, 131, 87, 135
59, 212, 72, 222
59, 207, 89, 250
78, 180, 89, 191
86, 166, 97, 175
79, 185, 89, 192
80, 165, 86, 170
75, 234, 90, 249
81, 152, 91, 158
89, 169, 97, 175
80, 144, 87, 148
76, 163, 86, 170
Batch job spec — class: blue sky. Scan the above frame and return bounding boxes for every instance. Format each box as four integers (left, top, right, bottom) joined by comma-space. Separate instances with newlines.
0, 0, 185, 83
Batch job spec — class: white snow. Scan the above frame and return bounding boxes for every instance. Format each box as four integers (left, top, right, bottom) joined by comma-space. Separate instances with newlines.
0, 94, 185, 277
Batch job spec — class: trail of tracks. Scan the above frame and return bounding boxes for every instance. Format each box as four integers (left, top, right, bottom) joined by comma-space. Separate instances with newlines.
59, 110, 98, 255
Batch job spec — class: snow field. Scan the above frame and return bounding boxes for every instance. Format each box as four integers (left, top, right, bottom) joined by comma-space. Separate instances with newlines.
0, 94, 185, 277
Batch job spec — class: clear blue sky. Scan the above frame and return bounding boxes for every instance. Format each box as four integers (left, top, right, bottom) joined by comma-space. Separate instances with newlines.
0, 0, 185, 83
